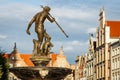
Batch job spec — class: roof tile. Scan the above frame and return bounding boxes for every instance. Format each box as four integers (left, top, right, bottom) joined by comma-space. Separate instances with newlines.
106, 21, 120, 38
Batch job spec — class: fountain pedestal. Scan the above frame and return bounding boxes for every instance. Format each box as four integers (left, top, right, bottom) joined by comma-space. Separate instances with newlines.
30, 56, 51, 67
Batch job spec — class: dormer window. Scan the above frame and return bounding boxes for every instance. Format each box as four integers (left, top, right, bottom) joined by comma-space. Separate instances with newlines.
11, 57, 15, 60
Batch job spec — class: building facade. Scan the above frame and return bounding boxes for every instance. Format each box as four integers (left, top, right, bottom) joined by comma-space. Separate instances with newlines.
75, 55, 86, 80
80, 66, 87, 80
95, 8, 120, 80
95, 8, 110, 80
111, 40, 120, 80
86, 34, 96, 80
74, 8, 120, 80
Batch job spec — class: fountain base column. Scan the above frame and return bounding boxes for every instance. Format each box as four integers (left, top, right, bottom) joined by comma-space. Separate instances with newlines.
30, 56, 51, 67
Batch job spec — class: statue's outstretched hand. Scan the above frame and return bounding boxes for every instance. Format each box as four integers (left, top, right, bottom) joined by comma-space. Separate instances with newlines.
52, 17, 55, 22
26, 30, 31, 35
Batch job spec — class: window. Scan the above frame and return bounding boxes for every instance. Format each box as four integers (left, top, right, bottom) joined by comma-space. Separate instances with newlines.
115, 49, 117, 55
118, 71, 120, 80
11, 57, 15, 60
115, 58, 117, 69
118, 57, 120, 61
113, 59, 115, 62
113, 50, 115, 56
113, 73, 115, 80
118, 48, 120, 54
112, 59, 115, 69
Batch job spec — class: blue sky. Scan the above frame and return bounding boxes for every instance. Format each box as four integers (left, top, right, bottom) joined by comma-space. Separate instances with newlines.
0, 0, 120, 64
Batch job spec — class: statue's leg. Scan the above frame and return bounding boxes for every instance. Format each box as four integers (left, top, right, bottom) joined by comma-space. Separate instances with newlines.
37, 32, 44, 55
41, 42, 45, 54
37, 40, 42, 55
33, 39, 38, 56
44, 32, 51, 40
43, 32, 51, 56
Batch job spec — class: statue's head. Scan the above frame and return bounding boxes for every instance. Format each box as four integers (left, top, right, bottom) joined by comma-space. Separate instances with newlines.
43, 6, 51, 12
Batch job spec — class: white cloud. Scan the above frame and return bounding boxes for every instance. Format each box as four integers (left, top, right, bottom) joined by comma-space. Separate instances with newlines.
0, 3, 98, 22
0, 3, 38, 21
52, 6, 97, 21
50, 6, 98, 35
0, 35, 7, 39
86, 27, 96, 33
71, 40, 83, 46
52, 40, 88, 54
64, 46, 74, 51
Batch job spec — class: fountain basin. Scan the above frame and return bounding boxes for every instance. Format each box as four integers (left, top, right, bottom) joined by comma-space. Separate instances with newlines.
9, 67, 72, 80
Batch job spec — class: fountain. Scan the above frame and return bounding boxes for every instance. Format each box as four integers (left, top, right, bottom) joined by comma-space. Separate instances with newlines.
9, 6, 71, 80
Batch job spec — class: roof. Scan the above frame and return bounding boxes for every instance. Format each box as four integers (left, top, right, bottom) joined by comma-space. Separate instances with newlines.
5, 53, 59, 67
4, 53, 10, 58
20, 54, 34, 66
106, 21, 120, 38
51, 54, 58, 63
4, 53, 34, 66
